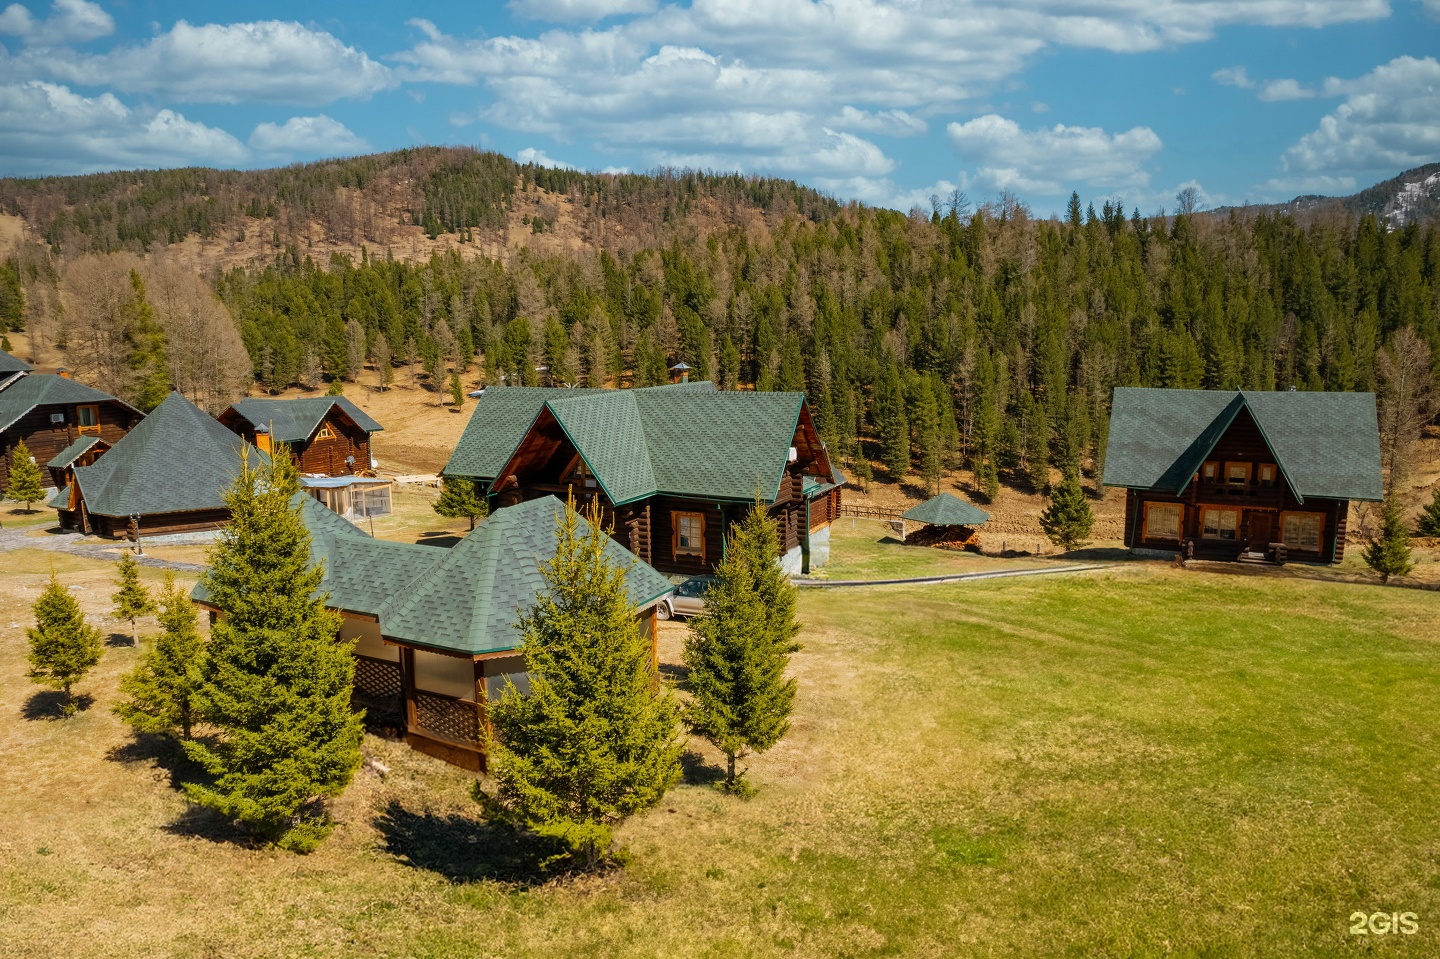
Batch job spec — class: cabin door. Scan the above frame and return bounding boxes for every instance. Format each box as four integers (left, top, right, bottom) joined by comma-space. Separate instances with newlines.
1247, 512, 1274, 546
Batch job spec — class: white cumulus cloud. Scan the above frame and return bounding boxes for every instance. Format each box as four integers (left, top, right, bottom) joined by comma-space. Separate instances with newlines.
832, 106, 927, 137
946, 114, 1163, 195
44, 20, 396, 105
0, 0, 112, 46
508, 0, 657, 19
1257, 78, 1315, 101
515, 146, 576, 168
0, 80, 246, 175
1279, 55, 1440, 177
249, 115, 368, 156
1212, 65, 1254, 88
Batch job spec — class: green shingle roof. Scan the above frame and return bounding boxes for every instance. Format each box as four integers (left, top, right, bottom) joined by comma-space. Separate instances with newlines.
1102, 387, 1383, 503
47, 435, 103, 469
225, 396, 383, 443
194, 493, 673, 658
0, 373, 133, 433
901, 493, 990, 526
443, 381, 717, 482
0, 350, 32, 374
73, 392, 259, 518
377, 495, 673, 655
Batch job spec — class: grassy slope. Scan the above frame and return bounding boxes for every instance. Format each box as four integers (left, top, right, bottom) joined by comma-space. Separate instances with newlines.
1, 545, 1438, 957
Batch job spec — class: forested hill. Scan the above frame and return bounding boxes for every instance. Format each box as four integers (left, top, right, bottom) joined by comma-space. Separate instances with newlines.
1, 152, 1437, 508
0, 147, 840, 258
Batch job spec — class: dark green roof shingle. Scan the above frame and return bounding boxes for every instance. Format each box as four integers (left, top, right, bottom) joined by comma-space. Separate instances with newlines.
74, 392, 258, 518
1102, 388, 1383, 503
47, 435, 104, 469
225, 396, 383, 443
0, 350, 32, 374
0, 373, 133, 433
443, 381, 717, 483
902, 493, 990, 526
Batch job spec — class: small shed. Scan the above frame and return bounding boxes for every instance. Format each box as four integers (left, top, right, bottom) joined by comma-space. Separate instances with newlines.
900, 493, 990, 549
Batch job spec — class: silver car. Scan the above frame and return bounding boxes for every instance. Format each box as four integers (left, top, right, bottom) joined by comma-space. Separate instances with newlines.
656, 575, 714, 620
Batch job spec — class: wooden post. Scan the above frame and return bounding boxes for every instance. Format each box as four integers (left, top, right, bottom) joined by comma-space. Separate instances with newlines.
400, 646, 418, 734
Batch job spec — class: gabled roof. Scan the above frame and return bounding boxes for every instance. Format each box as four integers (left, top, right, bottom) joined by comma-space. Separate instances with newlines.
223, 396, 383, 443
0, 373, 135, 433
195, 493, 673, 658
47, 435, 105, 469
73, 392, 259, 518
0, 349, 32, 373
491, 386, 828, 506
902, 492, 990, 526
1102, 387, 1383, 503
443, 381, 717, 482
377, 496, 673, 655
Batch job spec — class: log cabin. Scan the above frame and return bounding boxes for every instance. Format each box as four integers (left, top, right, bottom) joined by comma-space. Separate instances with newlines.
0, 348, 30, 391
60, 392, 260, 538
218, 397, 390, 519
1102, 387, 1384, 564
0, 369, 141, 492
192, 494, 673, 771
443, 382, 842, 576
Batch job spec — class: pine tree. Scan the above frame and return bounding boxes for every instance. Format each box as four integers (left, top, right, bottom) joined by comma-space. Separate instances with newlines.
27, 574, 103, 716
433, 475, 488, 531
114, 571, 206, 739
325, 378, 345, 396
449, 371, 465, 408
1025, 400, 1051, 491
183, 450, 363, 852
1039, 470, 1095, 552
5, 438, 43, 511
111, 551, 155, 645
1363, 496, 1414, 584
684, 503, 799, 793
122, 269, 170, 413
1416, 488, 1440, 538
478, 499, 683, 870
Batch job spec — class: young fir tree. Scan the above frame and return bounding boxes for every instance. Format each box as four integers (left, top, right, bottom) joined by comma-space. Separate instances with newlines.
478, 499, 683, 870
433, 475, 488, 531
27, 574, 103, 716
114, 571, 206, 739
111, 551, 156, 645
326, 377, 345, 396
449, 371, 465, 408
183, 450, 364, 852
1363, 496, 1415, 584
122, 269, 171, 413
6, 438, 44, 511
1039, 470, 1095, 552
684, 503, 800, 793
1416, 488, 1440, 538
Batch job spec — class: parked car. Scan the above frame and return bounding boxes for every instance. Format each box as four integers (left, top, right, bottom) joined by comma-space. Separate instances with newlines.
656, 575, 715, 620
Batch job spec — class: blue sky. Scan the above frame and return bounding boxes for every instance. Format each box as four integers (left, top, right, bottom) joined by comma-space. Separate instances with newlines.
1, 0, 1437, 217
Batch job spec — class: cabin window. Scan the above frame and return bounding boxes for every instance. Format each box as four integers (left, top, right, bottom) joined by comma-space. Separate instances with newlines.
1200, 507, 1239, 541
1143, 503, 1183, 541
76, 405, 100, 435
316, 423, 336, 440
673, 511, 705, 560
1281, 512, 1324, 551
1200, 462, 1219, 484
1257, 464, 1277, 487
1224, 462, 1251, 486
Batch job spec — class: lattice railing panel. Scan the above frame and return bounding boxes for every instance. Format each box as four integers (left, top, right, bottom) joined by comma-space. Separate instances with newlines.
353, 657, 403, 700
415, 692, 481, 744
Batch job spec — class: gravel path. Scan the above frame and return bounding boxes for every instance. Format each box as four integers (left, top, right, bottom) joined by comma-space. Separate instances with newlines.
0, 525, 206, 572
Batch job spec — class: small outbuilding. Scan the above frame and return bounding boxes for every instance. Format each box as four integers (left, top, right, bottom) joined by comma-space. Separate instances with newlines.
900, 492, 990, 548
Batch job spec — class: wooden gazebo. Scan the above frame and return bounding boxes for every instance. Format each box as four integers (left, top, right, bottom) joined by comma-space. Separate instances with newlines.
900, 493, 990, 549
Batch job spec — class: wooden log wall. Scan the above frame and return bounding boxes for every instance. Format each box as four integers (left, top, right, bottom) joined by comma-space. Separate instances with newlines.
0, 400, 136, 488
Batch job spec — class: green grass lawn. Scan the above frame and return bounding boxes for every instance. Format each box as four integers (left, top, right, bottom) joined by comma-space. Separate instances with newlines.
815, 520, 1067, 580
1, 551, 1437, 957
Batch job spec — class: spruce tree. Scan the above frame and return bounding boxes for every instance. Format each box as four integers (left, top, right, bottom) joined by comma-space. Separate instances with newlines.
1364, 497, 1414, 584
27, 574, 103, 716
326, 376, 345, 396
115, 571, 206, 739
433, 475, 488, 531
122, 269, 170, 412
111, 551, 156, 645
478, 499, 682, 870
5, 438, 43, 511
1039, 470, 1095, 552
1025, 400, 1051, 491
684, 503, 799, 793
1416, 488, 1440, 538
449, 371, 465, 408
183, 450, 364, 852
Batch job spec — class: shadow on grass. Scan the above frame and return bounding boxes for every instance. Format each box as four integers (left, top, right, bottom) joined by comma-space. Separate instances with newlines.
106, 632, 136, 648
658, 660, 689, 687
106, 731, 210, 790
374, 800, 559, 887
161, 804, 257, 847
22, 690, 93, 720
680, 749, 726, 788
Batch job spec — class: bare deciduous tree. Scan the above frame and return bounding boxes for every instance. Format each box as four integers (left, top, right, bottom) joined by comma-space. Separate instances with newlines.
143, 258, 249, 412
1376, 326, 1436, 489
